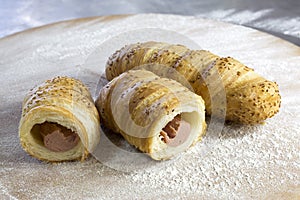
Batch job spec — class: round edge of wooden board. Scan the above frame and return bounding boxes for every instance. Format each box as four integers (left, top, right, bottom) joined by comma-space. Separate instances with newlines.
0, 13, 299, 55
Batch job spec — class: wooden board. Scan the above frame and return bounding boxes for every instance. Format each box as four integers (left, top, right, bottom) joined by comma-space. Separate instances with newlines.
0, 14, 299, 199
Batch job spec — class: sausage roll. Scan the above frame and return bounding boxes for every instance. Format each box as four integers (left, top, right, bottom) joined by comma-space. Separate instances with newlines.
95, 70, 206, 160
19, 76, 100, 162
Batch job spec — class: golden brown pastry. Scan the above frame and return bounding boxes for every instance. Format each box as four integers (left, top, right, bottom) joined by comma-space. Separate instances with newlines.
105, 41, 281, 124
95, 70, 206, 160
19, 76, 100, 162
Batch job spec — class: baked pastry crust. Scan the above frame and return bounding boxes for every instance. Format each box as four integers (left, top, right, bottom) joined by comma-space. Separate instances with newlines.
105, 41, 281, 124
96, 70, 206, 160
19, 76, 100, 162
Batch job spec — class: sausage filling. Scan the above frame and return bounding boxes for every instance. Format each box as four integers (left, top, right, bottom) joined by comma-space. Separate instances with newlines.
160, 115, 191, 147
39, 122, 79, 152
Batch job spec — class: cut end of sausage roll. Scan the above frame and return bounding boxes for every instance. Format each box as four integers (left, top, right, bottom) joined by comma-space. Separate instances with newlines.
96, 70, 206, 160
149, 110, 205, 160
19, 76, 100, 162
33, 122, 80, 153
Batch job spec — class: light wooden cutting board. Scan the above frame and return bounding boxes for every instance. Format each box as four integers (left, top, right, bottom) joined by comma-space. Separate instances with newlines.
0, 14, 299, 199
